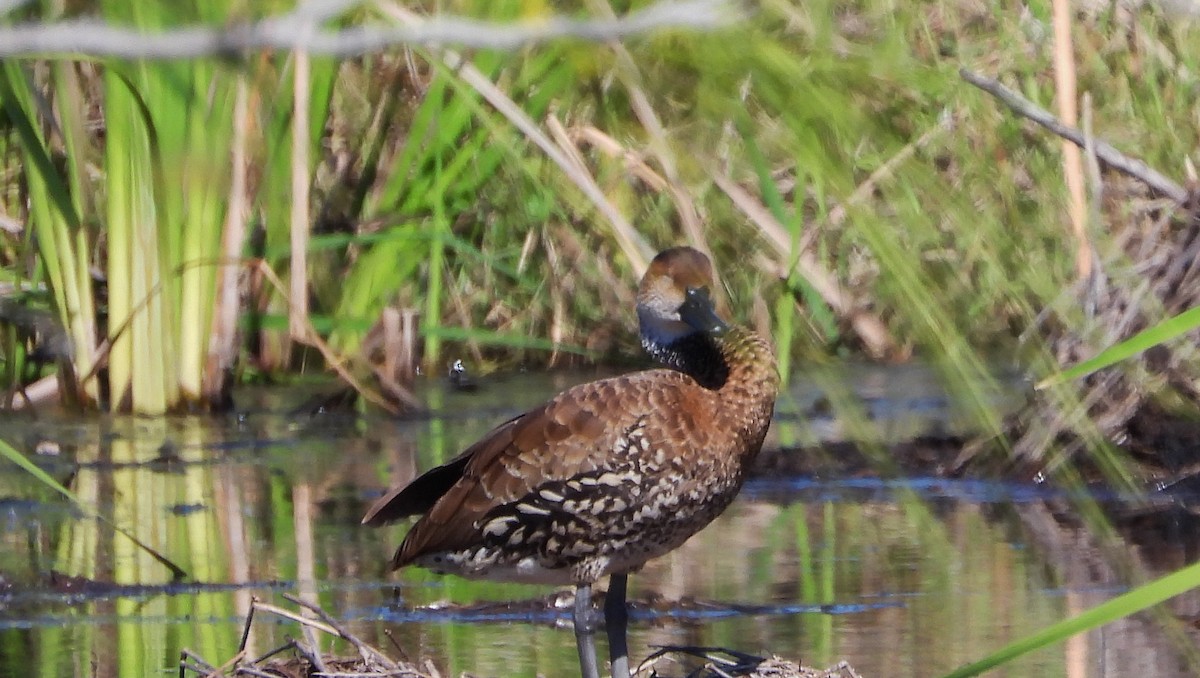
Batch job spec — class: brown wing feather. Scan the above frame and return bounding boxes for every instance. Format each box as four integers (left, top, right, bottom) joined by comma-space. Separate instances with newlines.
360, 414, 524, 526
389, 370, 701, 570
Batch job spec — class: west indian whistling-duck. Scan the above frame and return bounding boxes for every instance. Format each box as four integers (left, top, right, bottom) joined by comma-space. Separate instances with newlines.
362, 246, 779, 678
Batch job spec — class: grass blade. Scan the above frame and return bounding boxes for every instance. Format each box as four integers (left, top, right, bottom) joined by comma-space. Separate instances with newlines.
941, 559, 1200, 678
1037, 306, 1200, 389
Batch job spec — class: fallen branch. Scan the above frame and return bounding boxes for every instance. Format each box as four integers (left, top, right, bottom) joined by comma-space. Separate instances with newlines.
960, 67, 1190, 204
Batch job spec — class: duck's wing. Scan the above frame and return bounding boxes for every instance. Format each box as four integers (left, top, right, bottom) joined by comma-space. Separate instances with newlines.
383, 371, 701, 570
359, 413, 524, 527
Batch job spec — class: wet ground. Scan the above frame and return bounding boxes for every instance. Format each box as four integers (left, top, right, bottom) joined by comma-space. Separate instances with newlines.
1, 363, 1199, 677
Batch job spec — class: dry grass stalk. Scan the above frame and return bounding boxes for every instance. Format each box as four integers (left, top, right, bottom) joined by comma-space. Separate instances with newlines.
1051, 0, 1092, 280
289, 47, 313, 341
375, 1, 653, 275
713, 174, 898, 358
205, 77, 252, 404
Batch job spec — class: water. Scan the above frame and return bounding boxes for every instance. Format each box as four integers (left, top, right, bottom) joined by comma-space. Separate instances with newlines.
0, 364, 1197, 677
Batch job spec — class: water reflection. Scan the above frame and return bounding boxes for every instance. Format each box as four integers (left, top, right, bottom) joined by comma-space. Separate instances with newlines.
0, 365, 1197, 677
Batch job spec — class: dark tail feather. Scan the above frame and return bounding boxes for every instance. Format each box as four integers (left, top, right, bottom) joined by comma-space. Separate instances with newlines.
361, 455, 470, 526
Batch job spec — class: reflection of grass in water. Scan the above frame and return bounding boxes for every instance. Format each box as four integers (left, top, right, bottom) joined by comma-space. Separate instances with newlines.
385, 493, 1074, 676
19, 420, 240, 675
3, 402, 1195, 675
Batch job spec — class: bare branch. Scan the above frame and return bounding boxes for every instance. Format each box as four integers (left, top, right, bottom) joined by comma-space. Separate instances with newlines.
0, 0, 739, 59
960, 67, 1189, 204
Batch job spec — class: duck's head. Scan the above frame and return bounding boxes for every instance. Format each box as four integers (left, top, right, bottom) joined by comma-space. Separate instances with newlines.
637, 247, 729, 366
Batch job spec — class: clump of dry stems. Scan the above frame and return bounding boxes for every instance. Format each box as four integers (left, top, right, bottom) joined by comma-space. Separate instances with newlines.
177, 594, 860, 678
178, 594, 438, 678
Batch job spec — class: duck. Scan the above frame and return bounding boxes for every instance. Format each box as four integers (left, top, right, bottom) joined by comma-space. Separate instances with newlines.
362, 246, 779, 678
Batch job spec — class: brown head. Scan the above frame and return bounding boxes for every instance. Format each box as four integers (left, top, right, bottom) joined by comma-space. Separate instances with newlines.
637, 247, 732, 386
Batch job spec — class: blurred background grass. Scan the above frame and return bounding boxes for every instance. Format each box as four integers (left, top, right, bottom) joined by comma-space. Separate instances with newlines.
0, 0, 1196, 422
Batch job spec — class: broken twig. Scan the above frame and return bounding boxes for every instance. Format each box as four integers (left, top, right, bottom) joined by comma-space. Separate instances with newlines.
960, 68, 1189, 204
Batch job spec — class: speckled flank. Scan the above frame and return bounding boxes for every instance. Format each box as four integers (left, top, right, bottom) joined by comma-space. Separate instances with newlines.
363, 247, 780, 589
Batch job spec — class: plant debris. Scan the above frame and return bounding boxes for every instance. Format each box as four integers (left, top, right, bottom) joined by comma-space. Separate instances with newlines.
179, 594, 437, 678
179, 596, 859, 678
637, 646, 862, 678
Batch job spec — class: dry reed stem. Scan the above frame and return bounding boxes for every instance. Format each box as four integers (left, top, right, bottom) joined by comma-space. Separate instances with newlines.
380, 307, 400, 383
289, 47, 312, 341
205, 77, 251, 402
581, 0, 714, 266
248, 601, 336, 635
290, 481, 326, 673
400, 309, 418, 381
7, 374, 59, 409
1081, 92, 1103, 284
542, 230, 566, 367
1051, 0, 1092, 281
571, 126, 669, 191
284, 593, 400, 670
376, 1, 652, 274
714, 174, 897, 358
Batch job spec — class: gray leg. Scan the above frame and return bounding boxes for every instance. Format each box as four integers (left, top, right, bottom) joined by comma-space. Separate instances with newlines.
574, 583, 601, 678
605, 574, 631, 678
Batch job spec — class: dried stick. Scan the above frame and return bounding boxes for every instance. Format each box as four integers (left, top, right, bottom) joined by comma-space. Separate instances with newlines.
204, 77, 251, 402
960, 68, 1189, 204
251, 601, 342, 636
1051, 0, 1091, 279
283, 592, 399, 669
177, 649, 214, 678
237, 598, 258, 653
246, 639, 304, 666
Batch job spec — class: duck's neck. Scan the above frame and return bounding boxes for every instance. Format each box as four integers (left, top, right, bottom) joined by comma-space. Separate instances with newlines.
642, 331, 730, 389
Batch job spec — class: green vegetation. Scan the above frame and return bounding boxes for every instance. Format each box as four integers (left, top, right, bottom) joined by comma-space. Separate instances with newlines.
943, 559, 1200, 678
1, 0, 1196, 419
2, 0, 1200, 675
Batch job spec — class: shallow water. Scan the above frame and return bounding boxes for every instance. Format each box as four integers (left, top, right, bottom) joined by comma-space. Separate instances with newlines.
0, 364, 1197, 677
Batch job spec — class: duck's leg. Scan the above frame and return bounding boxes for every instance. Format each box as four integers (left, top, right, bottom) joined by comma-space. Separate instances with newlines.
605, 574, 631, 678
574, 583, 601, 678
